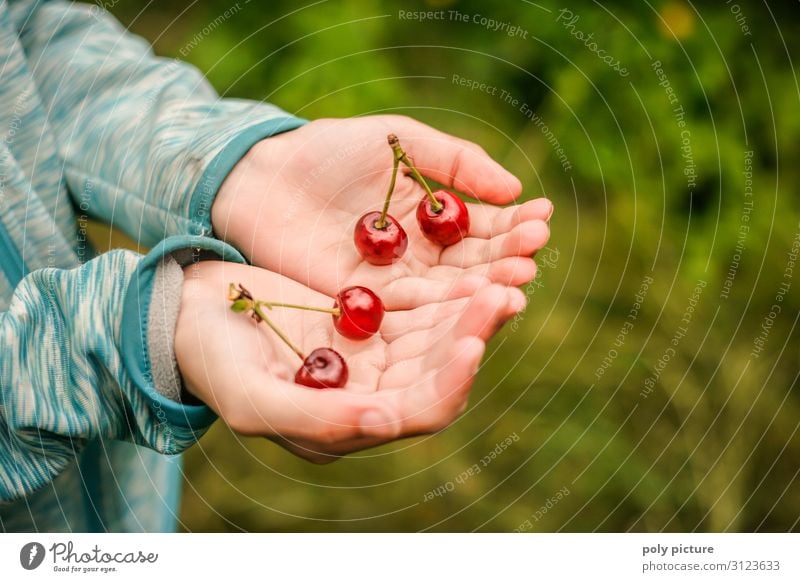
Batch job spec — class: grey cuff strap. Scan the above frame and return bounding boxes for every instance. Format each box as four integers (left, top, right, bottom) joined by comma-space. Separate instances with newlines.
148, 254, 186, 402
147, 248, 219, 402
148, 249, 223, 402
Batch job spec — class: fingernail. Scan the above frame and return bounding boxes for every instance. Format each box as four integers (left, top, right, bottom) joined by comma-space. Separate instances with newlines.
359, 410, 398, 438
546, 200, 554, 221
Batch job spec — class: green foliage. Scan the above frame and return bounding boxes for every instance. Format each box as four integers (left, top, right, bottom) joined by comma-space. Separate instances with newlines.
111, 0, 799, 531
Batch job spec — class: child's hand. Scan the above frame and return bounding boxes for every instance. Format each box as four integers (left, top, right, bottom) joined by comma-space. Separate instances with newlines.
175, 260, 525, 462
211, 115, 552, 309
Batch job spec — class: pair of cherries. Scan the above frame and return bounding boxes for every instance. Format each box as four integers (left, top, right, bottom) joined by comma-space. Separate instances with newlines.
355, 134, 471, 265
228, 283, 384, 389
231, 136, 470, 388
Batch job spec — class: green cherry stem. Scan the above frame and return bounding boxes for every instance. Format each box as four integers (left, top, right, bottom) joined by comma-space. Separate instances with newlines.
256, 300, 340, 316
387, 134, 444, 213
250, 303, 306, 362
375, 142, 401, 230
228, 283, 336, 360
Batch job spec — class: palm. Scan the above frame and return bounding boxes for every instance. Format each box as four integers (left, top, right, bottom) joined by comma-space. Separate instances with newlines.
176, 260, 523, 461
214, 116, 552, 308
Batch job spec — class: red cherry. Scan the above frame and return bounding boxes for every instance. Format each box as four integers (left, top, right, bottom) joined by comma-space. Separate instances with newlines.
333, 286, 384, 340
416, 190, 470, 246
295, 347, 348, 389
354, 211, 408, 265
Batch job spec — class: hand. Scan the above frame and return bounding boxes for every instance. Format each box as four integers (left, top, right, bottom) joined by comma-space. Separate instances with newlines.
175, 260, 525, 463
212, 115, 552, 308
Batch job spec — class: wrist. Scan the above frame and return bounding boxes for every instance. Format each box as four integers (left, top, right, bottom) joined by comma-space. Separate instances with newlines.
210, 139, 270, 249
174, 264, 208, 405
210, 123, 306, 250
210, 146, 252, 246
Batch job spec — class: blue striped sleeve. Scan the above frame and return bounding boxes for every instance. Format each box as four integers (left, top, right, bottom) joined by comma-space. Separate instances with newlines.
10, 0, 306, 247
0, 235, 241, 503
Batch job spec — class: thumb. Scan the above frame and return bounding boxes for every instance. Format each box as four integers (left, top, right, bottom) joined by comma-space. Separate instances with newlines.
392, 116, 522, 204
246, 373, 402, 442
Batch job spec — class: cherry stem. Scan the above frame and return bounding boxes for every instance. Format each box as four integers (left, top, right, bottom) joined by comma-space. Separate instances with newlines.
388, 134, 444, 213
250, 303, 306, 362
256, 300, 340, 316
375, 145, 401, 229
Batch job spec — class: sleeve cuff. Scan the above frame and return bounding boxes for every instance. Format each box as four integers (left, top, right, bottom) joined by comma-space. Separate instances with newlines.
120, 235, 247, 435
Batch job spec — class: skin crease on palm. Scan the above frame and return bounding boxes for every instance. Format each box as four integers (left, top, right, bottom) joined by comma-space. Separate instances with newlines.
178, 115, 553, 462
211, 115, 553, 310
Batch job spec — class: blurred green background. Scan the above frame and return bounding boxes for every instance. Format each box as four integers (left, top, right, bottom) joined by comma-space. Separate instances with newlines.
99, 0, 799, 531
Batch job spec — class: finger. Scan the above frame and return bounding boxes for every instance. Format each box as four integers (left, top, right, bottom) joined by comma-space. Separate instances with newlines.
380, 273, 490, 310
395, 336, 487, 435
385, 318, 453, 363
389, 285, 520, 420
448, 283, 526, 343
483, 257, 538, 287
433, 335, 486, 407
392, 117, 522, 204
467, 198, 554, 239
428, 257, 537, 287
274, 335, 484, 459
241, 372, 402, 442
387, 284, 524, 362
381, 297, 469, 341
439, 220, 550, 268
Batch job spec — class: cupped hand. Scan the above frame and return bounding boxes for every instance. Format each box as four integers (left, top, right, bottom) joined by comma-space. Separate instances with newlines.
211, 115, 551, 310
175, 260, 525, 463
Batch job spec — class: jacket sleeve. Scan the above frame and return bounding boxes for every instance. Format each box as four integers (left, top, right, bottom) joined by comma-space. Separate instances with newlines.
9, 0, 306, 247
0, 235, 244, 503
